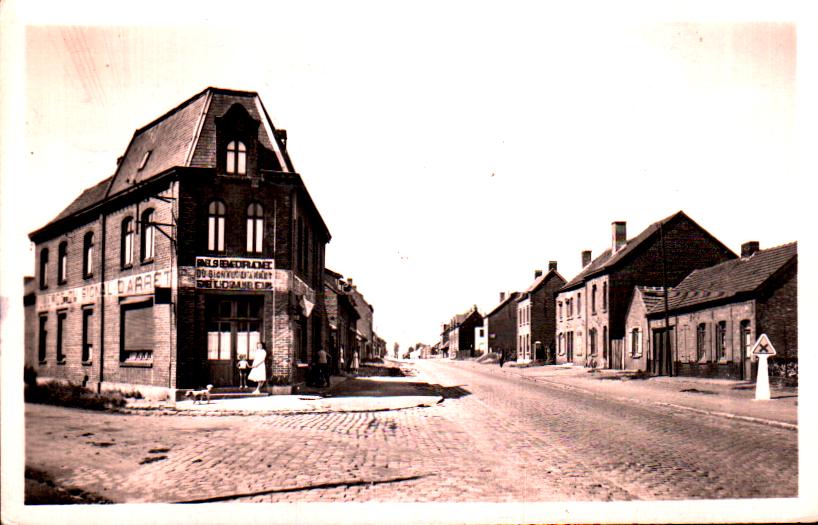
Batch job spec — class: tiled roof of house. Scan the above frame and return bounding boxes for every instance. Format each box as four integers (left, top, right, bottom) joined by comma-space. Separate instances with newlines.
519, 269, 567, 300
486, 292, 520, 317
636, 286, 668, 315
46, 175, 114, 225
651, 242, 796, 314
561, 211, 682, 290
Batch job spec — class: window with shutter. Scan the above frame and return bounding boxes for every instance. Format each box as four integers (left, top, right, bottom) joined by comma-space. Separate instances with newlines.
120, 300, 154, 363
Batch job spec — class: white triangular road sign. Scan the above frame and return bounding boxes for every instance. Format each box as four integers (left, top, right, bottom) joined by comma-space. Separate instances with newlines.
751, 333, 777, 356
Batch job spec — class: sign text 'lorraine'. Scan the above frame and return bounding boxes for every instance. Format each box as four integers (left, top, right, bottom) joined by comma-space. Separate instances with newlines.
195, 257, 276, 290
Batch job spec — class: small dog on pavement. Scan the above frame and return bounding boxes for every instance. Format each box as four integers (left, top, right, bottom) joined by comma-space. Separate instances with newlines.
185, 385, 213, 404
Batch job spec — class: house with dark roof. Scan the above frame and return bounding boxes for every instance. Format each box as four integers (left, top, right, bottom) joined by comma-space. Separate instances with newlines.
515, 262, 566, 363
486, 292, 520, 361
638, 241, 797, 381
27, 87, 332, 398
323, 269, 360, 375
555, 211, 736, 373
443, 307, 483, 359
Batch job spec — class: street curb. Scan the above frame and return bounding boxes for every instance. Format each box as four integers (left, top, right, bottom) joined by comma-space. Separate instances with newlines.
461, 361, 798, 432
116, 395, 444, 417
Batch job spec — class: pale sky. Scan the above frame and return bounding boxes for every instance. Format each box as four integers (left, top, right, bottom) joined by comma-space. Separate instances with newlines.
1, 1, 812, 352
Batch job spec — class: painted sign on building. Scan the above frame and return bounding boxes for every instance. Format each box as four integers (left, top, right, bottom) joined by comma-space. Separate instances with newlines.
195, 256, 276, 290
36, 269, 173, 312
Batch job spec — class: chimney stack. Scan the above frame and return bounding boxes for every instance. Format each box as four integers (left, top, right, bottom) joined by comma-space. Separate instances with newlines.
581, 250, 592, 268
612, 221, 627, 253
534, 269, 543, 279
741, 241, 760, 257
548, 261, 558, 272
499, 292, 506, 302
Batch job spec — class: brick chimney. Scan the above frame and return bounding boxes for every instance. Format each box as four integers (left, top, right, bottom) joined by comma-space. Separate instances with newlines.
741, 241, 760, 257
499, 292, 506, 302
612, 221, 627, 253
534, 269, 543, 279
548, 261, 558, 272
581, 250, 592, 267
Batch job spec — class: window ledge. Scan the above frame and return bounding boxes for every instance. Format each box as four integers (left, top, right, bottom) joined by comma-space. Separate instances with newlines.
56, 359, 66, 365
38, 360, 47, 365
82, 360, 93, 366
141, 258, 154, 266
121, 264, 133, 270
718, 358, 730, 364
84, 274, 94, 280
121, 361, 153, 368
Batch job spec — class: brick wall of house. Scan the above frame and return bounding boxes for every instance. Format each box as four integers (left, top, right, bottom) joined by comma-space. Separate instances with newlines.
623, 289, 650, 371
608, 216, 735, 341
487, 295, 518, 360
756, 260, 797, 360
529, 274, 565, 362
31, 185, 177, 391
647, 299, 755, 380
555, 290, 585, 364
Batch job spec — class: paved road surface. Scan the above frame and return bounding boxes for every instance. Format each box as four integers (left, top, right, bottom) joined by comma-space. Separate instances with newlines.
25, 359, 797, 503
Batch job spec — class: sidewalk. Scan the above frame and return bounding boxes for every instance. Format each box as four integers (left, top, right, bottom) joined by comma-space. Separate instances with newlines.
463, 360, 798, 429
124, 373, 442, 415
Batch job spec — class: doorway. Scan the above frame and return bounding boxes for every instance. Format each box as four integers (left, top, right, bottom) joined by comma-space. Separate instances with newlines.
651, 327, 674, 376
206, 296, 263, 387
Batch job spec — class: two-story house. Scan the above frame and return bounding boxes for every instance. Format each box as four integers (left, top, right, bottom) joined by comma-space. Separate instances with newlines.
516, 262, 566, 363
555, 211, 736, 373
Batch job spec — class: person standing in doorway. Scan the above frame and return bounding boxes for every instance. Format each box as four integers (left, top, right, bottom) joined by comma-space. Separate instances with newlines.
317, 347, 331, 387
249, 342, 267, 394
350, 350, 360, 376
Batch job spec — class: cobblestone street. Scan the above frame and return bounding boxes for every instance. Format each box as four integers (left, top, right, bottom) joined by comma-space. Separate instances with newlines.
25, 359, 798, 504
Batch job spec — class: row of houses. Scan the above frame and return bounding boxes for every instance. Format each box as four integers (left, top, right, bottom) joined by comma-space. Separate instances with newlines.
23, 87, 384, 399
438, 211, 797, 381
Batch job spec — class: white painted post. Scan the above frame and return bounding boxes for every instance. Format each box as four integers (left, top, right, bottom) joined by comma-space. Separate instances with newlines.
755, 354, 771, 401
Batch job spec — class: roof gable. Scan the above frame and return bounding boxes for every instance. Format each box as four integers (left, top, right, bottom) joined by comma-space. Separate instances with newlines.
520, 269, 567, 299
561, 210, 732, 291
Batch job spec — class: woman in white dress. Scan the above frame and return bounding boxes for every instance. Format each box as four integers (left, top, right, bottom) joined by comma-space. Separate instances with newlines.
248, 342, 267, 393
350, 350, 360, 376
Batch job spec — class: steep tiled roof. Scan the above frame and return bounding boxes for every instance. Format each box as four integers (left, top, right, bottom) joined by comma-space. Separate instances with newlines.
636, 286, 668, 315
486, 292, 520, 317
653, 242, 796, 314
519, 269, 567, 299
560, 210, 732, 291
35, 87, 295, 236
45, 175, 114, 226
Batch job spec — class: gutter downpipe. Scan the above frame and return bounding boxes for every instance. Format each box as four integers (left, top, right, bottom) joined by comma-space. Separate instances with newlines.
97, 211, 106, 392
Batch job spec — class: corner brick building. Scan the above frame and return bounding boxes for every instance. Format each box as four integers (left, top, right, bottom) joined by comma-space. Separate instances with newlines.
27, 87, 330, 398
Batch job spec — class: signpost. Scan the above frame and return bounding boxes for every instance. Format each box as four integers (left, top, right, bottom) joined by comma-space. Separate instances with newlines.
751, 334, 776, 401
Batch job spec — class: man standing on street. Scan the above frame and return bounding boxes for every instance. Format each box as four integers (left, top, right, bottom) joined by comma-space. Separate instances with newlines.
317, 347, 331, 387
499, 348, 506, 368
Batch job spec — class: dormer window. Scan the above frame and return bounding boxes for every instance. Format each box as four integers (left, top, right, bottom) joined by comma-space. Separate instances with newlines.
226, 141, 247, 175
138, 150, 151, 170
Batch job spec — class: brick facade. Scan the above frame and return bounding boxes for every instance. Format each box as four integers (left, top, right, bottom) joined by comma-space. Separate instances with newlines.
27, 88, 331, 398
556, 212, 736, 372
486, 293, 519, 361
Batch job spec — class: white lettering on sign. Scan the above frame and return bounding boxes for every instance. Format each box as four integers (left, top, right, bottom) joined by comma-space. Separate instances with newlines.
36, 269, 173, 312
195, 257, 275, 290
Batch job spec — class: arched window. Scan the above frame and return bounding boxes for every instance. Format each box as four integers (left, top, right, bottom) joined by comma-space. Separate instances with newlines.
226, 140, 247, 175
141, 209, 155, 262
208, 201, 226, 252
83, 232, 94, 278
121, 217, 134, 267
39, 248, 49, 289
57, 241, 68, 284
246, 203, 264, 253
